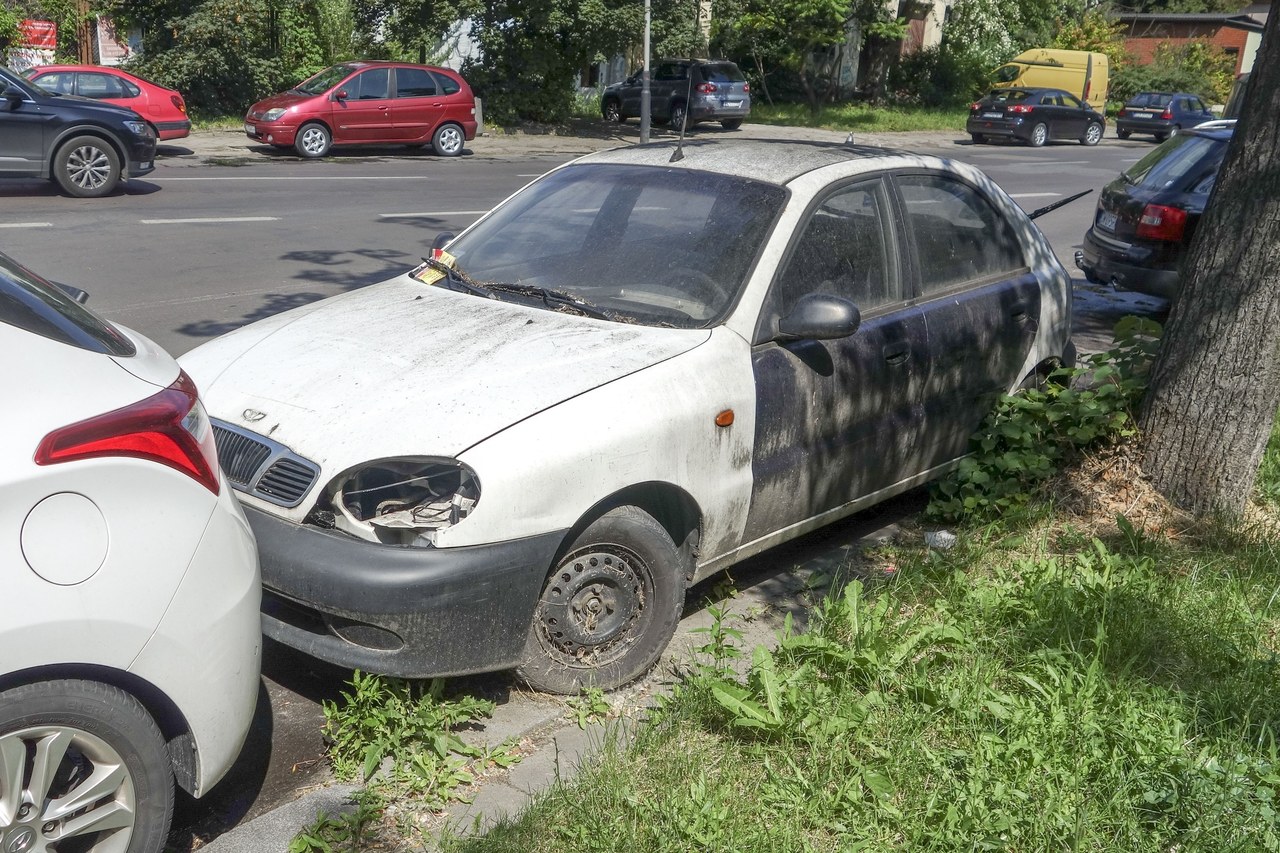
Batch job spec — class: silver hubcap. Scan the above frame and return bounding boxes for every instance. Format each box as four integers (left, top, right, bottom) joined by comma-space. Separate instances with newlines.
437, 126, 462, 154
65, 146, 112, 190
0, 726, 136, 853
300, 128, 327, 155
1033, 125, 1046, 145
1087, 124, 1101, 143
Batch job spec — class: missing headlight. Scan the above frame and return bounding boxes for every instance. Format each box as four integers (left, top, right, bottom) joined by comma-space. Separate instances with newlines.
328, 459, 480, 546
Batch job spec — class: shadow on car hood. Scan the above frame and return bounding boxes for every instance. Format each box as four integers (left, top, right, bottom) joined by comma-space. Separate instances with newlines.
181, 274, 710, 468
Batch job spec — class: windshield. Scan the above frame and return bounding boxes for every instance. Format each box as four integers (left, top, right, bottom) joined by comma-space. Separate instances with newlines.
1123, 134, 1224, 191
0, 253, 135, 355
436, 163, 787, 328
1127, 93, 1173, 108
993, 65, 1021, 84
295, 64, 357, 95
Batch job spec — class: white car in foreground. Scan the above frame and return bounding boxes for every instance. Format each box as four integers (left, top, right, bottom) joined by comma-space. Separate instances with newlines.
1, 253, 261, 853
182, 140, 1073, 693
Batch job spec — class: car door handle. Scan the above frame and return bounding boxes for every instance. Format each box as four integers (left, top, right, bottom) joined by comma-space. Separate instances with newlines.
883, 344, 910, 366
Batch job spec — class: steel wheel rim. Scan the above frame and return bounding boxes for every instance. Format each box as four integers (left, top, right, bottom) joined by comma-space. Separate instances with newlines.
0, 724, 136, 853
535, 544, 651, 667
66, 146, 111, 191
437, 126, 463, 154
300, 128, 327, 155
1032, 124, 1047, 145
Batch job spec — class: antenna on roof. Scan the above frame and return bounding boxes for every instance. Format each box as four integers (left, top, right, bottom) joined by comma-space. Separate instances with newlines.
669, 72, 693, 163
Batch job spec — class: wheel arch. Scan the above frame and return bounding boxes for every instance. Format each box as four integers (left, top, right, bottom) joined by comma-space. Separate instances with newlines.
0, 663, 200, 795
47, 128, 129, 178
558, 481, 702, 583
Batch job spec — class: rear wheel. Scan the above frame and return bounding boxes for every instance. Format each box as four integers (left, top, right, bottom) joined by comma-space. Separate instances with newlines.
431, 123, 465, 157
1116, 128, 1131, 139
0, 680, 174, 853
517, 506, 687, 694
1081, 121, 1103, 146
53, 135, 121, 198
1028, 122, 1048, 147
669, 101, 688, 132
970, 132, 986, 144
721, 118, 743, 130
295, 122, 331, 158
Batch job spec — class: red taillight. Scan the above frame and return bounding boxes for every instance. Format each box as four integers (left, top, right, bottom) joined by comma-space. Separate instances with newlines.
971, 102, 983, 111
742, 82, 750, 93
1008, 104, 1034, 114
1161, 108, 1172, 120
35, 371, 220, 495
171, 94, 187, 114
1136, 204, 1188, 242
1118, 108, 1127, 117
695, 82, 717, 94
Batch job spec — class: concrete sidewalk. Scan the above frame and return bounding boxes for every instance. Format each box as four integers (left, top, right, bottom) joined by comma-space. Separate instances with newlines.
162, 120, 961, 166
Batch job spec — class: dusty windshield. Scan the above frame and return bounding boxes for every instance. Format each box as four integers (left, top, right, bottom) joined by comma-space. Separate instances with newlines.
437, 163, 787, 328
296, 64, 355, 95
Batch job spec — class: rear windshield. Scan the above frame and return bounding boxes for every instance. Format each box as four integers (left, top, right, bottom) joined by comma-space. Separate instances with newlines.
0, 254, 135, 355
700, 63, 745, 83
1128, 93, 1173, 108
987, 89, 1034, 103
1123, 134, 1225, 191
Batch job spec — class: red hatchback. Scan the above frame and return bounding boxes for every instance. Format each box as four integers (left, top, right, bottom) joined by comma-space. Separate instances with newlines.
23, 65, 190, 140
244, 61, 478, 158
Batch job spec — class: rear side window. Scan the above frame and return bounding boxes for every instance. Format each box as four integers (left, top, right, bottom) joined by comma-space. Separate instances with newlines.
1125, 135, 1225, 191
700, 63, 745, 83
431, 71, 461, 95
898, 174, 1026, 294
0, 254, 135, 355
78, 72, 127, 98
396, 67, 437, 98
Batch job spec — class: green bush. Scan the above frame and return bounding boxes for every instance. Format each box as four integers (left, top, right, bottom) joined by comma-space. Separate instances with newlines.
1110, 40, 1235, 105
889, 45, 992, 107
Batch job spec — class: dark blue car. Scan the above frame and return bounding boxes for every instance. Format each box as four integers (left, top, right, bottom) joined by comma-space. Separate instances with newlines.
1116, 92, 1215, 142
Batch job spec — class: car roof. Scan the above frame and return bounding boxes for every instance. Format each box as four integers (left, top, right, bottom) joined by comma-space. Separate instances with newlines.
575, 139, 951, 187
1184, 119, 1236, 140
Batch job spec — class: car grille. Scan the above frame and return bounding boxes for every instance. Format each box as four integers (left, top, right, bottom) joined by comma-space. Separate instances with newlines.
211, 420, 321, 508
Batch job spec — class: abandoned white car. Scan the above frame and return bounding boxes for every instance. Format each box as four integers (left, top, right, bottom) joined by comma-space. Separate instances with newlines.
180, 139, 1073, 693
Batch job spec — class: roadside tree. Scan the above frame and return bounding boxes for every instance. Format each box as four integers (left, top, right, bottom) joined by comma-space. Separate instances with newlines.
1138, 7, 1280, 517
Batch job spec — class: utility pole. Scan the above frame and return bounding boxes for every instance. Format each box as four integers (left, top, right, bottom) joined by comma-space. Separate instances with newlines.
76, 0, 93, 63
641, 0, 651, 143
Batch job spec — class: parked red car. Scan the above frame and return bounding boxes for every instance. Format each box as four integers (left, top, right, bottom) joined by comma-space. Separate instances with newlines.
23, 65, 190, 141
244, 61, 478, 158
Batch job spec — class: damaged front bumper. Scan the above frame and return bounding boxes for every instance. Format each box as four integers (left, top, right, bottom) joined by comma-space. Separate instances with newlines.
244, 504, 565, 677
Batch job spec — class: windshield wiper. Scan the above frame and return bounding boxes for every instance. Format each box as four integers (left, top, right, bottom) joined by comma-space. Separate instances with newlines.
418, 257, 496, 299
486, 282, 614, 321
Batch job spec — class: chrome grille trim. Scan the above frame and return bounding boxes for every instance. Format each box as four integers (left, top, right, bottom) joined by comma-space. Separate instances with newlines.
211, 419, 321, 508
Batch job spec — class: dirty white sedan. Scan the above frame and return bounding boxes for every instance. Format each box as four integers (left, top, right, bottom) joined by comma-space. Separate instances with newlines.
181, 139, 1073, 693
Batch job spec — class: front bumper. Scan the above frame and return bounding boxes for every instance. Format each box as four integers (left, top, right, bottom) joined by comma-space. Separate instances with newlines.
1076, 227, 1179, 299
245, 505, 566, 678
244, 120, 297, 146
126, 136, 157, 177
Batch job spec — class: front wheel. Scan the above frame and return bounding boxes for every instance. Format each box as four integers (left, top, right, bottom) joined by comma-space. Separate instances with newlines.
517, 506, 687, 694
295, 123, 331, 158
1028, 122, 1048, 147
432, 123, 465, 157
53, 135, 121, 198
0, 680, 174, 853
1081, 122, 1103, 146
970, 132, 986, 144
602, 99, 623, 123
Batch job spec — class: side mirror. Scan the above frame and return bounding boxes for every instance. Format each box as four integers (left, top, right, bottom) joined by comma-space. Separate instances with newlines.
776, 293, 861, 342
54, 282, 90, 304
332, 89, 349, 101
432, 231, 456, 251
3, 85, 22, 110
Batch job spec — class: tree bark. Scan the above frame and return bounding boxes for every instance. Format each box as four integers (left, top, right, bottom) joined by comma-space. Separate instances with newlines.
1139, 2, 1280, 517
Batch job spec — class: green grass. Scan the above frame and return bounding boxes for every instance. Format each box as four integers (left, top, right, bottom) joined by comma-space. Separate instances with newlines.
748, 102, 968, 133
442, 510, 1280, 852
1257, 418, 1280, 507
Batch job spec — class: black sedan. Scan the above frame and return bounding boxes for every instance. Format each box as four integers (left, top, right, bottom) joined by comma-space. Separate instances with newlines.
1115, 92, 1215, 142
1075, 120, 1233, 298
968, 87, 1105, 147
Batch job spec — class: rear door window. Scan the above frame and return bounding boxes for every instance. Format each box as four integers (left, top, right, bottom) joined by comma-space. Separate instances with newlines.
395, 67, 437, 98
0, 254, 135, 355
77, 72, 128, 98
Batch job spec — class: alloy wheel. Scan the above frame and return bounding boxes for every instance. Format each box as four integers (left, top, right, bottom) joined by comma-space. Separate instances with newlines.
65, 145, 113, 192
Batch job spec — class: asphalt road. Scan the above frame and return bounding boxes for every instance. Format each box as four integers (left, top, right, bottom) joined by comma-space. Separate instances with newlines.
1, 128, 1170, 847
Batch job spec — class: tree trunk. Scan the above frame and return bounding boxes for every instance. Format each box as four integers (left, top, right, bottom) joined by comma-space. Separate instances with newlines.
1138, 6, 1280, 517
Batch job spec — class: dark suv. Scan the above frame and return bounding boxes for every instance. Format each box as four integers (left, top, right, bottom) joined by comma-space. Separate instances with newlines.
1076, 120, 1233, 298
601, 59, 750, 130
0, 66, 156, 198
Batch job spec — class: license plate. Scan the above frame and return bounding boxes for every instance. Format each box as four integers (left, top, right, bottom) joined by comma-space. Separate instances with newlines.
139, 161, 152, 170
1098, 211, 1118, 231
243, 122, 255, 136
1133, 112, 1153, 119
722, 100, 741, 108
982, 112, 1002, 119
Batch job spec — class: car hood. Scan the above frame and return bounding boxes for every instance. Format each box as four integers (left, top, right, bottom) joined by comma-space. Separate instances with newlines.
248, 90, 319, 114
181, 274, 711, 471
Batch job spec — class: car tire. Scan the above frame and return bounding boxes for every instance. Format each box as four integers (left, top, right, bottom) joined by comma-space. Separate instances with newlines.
0, 679, 174, 853
721, 119, 743, 130
1116, 128, 1131, 139
1170, 124, 1181, 138
670, 101, 688, 132
53, 135, 122, 198
971, 133, 986, 144
295, 123, 331, 158
602, 99, 623, 123
1028, 122, 1048, 147
431, 123, 465, 157
1081, 122, 1103, 146
517, 506, 687, 694
1154, 130, 1169, 143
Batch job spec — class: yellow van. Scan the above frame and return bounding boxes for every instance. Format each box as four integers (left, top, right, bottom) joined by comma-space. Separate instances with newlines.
991, 49, 1109, 111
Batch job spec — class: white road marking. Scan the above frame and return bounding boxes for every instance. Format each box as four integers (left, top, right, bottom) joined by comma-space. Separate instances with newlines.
1009, 192, 1061, 198
516, 174, 544, 177
0, 222, 53, 229
139, 216, 281, 224
378, 211, 488, 218
149, 175, 431, 181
